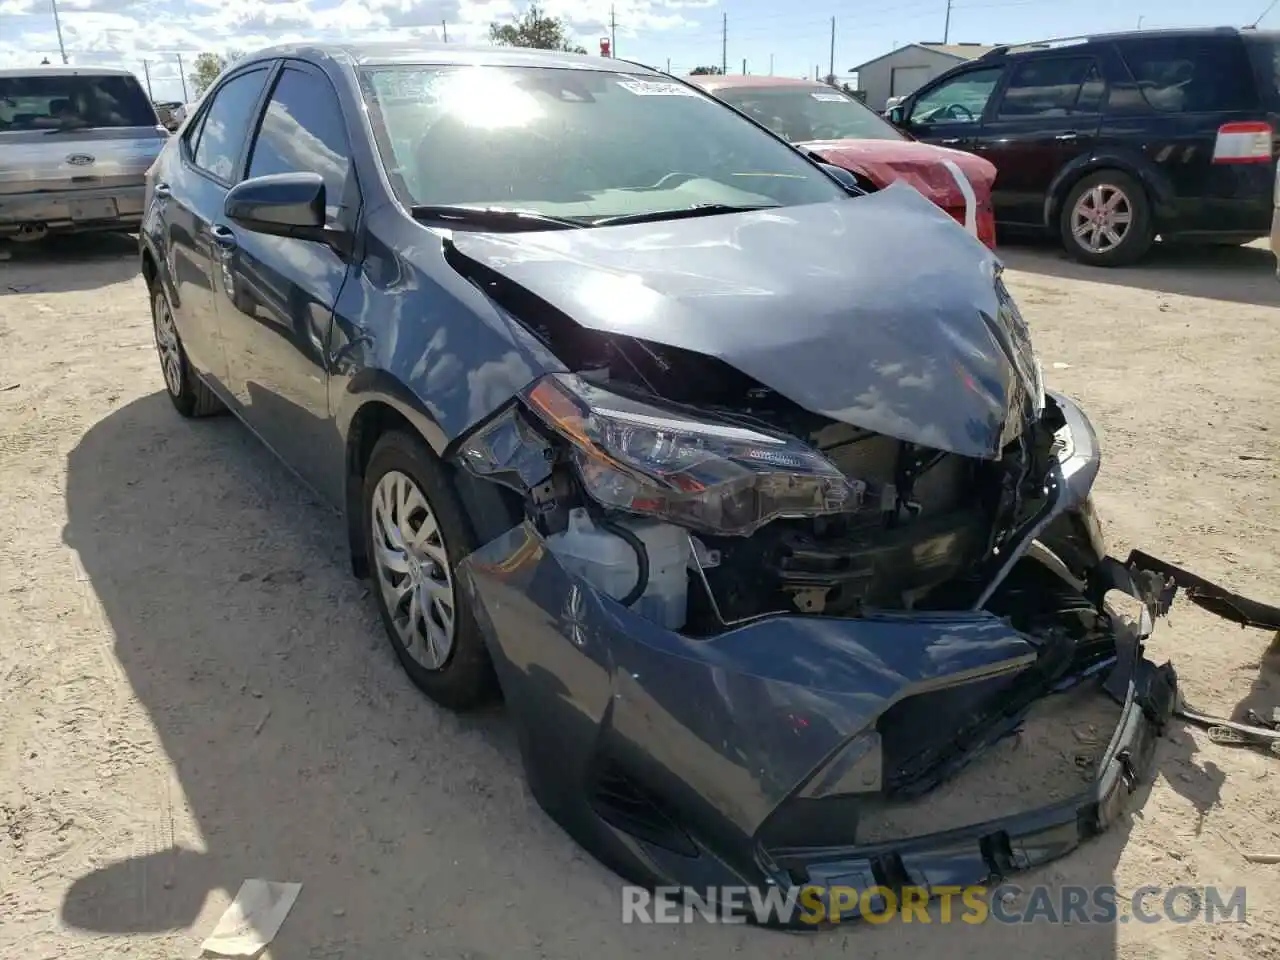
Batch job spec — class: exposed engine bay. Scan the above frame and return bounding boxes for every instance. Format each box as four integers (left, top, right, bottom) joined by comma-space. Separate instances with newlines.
458, 286, 1063, 635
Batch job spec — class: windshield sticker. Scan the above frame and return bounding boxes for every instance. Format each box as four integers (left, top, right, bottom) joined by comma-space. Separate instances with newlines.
616, 79, 701, 97
810, 92, 848, 102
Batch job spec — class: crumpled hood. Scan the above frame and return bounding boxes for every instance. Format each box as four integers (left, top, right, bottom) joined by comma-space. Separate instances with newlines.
450, 183, 1040, 459
797, 138, 997, 208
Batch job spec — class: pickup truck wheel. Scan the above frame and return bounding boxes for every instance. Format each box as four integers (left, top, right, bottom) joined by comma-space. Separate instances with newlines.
151, 286, 225, 418
1059, 171, 1154, 267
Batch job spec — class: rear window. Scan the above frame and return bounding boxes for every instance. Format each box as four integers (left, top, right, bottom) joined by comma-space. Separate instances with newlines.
0, 73, 157, 130
1115, 36, 1259, 113
1243, 35, 1280, 108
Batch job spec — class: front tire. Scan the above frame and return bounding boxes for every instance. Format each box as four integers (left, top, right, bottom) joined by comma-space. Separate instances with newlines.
362, 429, 496, 710
1059, 170, 1154, 267
150, 285, 225, 417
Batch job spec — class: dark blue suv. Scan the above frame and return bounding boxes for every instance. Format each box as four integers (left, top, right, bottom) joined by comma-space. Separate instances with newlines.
889, 27, 1279, 266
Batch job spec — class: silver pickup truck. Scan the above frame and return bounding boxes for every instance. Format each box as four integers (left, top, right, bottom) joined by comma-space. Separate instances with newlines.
0, 66, 168, 242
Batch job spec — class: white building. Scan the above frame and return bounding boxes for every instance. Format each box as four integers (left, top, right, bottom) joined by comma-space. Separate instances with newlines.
851, 43, 997, 111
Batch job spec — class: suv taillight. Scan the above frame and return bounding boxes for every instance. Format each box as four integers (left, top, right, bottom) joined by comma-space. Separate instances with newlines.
1212, 121, 1273, 164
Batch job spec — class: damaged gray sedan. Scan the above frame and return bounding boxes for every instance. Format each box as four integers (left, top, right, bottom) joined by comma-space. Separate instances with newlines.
139, 42, 1279, 922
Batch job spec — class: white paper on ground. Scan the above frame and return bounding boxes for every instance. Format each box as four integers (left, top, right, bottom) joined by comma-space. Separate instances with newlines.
200, 879, 302, 958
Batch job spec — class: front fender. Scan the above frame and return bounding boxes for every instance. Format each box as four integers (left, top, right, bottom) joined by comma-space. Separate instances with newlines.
1044, 149, 1178, 229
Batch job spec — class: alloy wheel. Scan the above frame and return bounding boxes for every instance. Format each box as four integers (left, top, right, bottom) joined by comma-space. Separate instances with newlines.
1070, 183, 1132, 255
153, 296, 183, 396
371, 469, 456, 670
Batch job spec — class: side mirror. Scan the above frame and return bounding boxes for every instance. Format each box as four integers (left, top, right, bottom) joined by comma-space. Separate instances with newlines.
887, 105, 906, 126
224, 172, 327, 241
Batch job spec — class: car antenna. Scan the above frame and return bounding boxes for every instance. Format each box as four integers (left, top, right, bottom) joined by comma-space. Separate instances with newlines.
1247, 0, 1277, 27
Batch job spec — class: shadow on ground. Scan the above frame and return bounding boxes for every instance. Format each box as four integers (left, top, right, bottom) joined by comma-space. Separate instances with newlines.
56, 392, 1225, 958
999, 239, 1278, 308
1, 232, 139, 295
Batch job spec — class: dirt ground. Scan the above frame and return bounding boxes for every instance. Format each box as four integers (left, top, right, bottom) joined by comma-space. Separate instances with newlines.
1, 234, 1278, 959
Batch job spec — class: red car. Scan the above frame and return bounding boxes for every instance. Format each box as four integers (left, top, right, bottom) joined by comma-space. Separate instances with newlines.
689, 75, 998, 249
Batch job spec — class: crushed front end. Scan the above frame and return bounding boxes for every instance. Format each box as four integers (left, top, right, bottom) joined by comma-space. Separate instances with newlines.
449, 361, 1189, 919
438, 191, 1270, 922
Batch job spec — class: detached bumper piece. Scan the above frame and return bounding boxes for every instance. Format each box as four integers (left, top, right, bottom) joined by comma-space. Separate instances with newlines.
1124, 549, 1280, 632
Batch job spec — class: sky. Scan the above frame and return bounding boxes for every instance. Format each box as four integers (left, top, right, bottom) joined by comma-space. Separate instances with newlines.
0, 0, 1275, 103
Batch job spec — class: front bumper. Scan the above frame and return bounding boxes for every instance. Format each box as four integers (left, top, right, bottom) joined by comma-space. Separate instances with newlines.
458, 518, 1180, 923
0, 184, 144, 235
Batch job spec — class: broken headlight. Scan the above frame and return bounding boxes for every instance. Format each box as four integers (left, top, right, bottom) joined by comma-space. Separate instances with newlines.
521, 374, 863, 537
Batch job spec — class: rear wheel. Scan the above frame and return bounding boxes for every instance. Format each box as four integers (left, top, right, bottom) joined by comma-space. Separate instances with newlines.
1059, 170, 1154, 267
150, 285, 225, 417
363, 429, 496, 710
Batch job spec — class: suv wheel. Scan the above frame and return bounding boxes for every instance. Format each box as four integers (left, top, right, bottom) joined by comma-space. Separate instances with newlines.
151, 285, 225, 417
1059, 170, 1154, 267
362, 429, 496, 710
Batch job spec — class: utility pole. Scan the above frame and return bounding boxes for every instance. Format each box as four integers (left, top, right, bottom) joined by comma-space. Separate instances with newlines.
828, 16, 835, 83
1136, 15, 1144, 28
721, 12, 727, 75
141, 59, 154, 99
666, 57, 671, 72
769, 53, 774, 75
742, 57, 746, 74
442, 20, 448, 41
609, 5, 616, 59
943, 0, 952, 44
50, 0, 68, 64
176, 53, 189, 101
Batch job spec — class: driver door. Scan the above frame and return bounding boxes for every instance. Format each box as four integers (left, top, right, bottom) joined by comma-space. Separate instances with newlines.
902, 65, 1007, 153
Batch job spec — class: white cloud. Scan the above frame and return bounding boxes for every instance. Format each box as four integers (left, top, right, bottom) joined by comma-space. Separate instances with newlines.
0, 0, 700, 100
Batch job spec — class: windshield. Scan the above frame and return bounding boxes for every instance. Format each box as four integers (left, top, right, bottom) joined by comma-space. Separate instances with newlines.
716, 85, 906, 143
359, 65, 846, 223
0, 74, 157, 131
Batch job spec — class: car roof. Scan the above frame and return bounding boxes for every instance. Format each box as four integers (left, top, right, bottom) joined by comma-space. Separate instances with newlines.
688, 75, 828, 93
991, 25, 1277, 58
238, 41, 661, 75
0, 65, 140, 79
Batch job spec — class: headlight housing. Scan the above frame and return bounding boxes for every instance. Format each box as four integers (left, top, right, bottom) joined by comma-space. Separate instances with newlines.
518, 374, 864, 537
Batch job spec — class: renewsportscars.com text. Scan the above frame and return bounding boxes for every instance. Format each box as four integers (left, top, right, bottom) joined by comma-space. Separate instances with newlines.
621, 884, 1247, 926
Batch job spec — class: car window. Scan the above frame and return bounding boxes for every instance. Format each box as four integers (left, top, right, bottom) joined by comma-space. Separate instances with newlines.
192, 68, 270, 182
1116, 36, 1258, 113
247, 67, 352, 221
358, 66, 847, 223
996, 58, 1099, 118
0, 73, 156, 130
716, 85, 906, 143
909, 67, 1004, 125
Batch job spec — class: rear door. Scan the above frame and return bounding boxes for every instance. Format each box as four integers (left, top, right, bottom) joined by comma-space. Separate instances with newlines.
1109, 33, 1271, 236
161, 65, 273, 387
975, 54, 1106, 226
0, 71, 166, 229
901, 65, 1006, 153
214, 61, 357, 501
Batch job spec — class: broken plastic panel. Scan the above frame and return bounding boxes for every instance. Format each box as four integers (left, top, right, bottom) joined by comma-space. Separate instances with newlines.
521, 373, 865, 537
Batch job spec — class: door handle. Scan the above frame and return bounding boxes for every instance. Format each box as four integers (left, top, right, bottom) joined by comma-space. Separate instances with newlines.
1055, 132, 1079, 141
210, 224, 237, 250
153, 182, 171, 199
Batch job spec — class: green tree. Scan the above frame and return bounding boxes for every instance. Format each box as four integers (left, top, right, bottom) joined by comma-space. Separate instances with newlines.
689, 65, 723, 75
189, 50, 244, 97
489, 4, 586, 53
